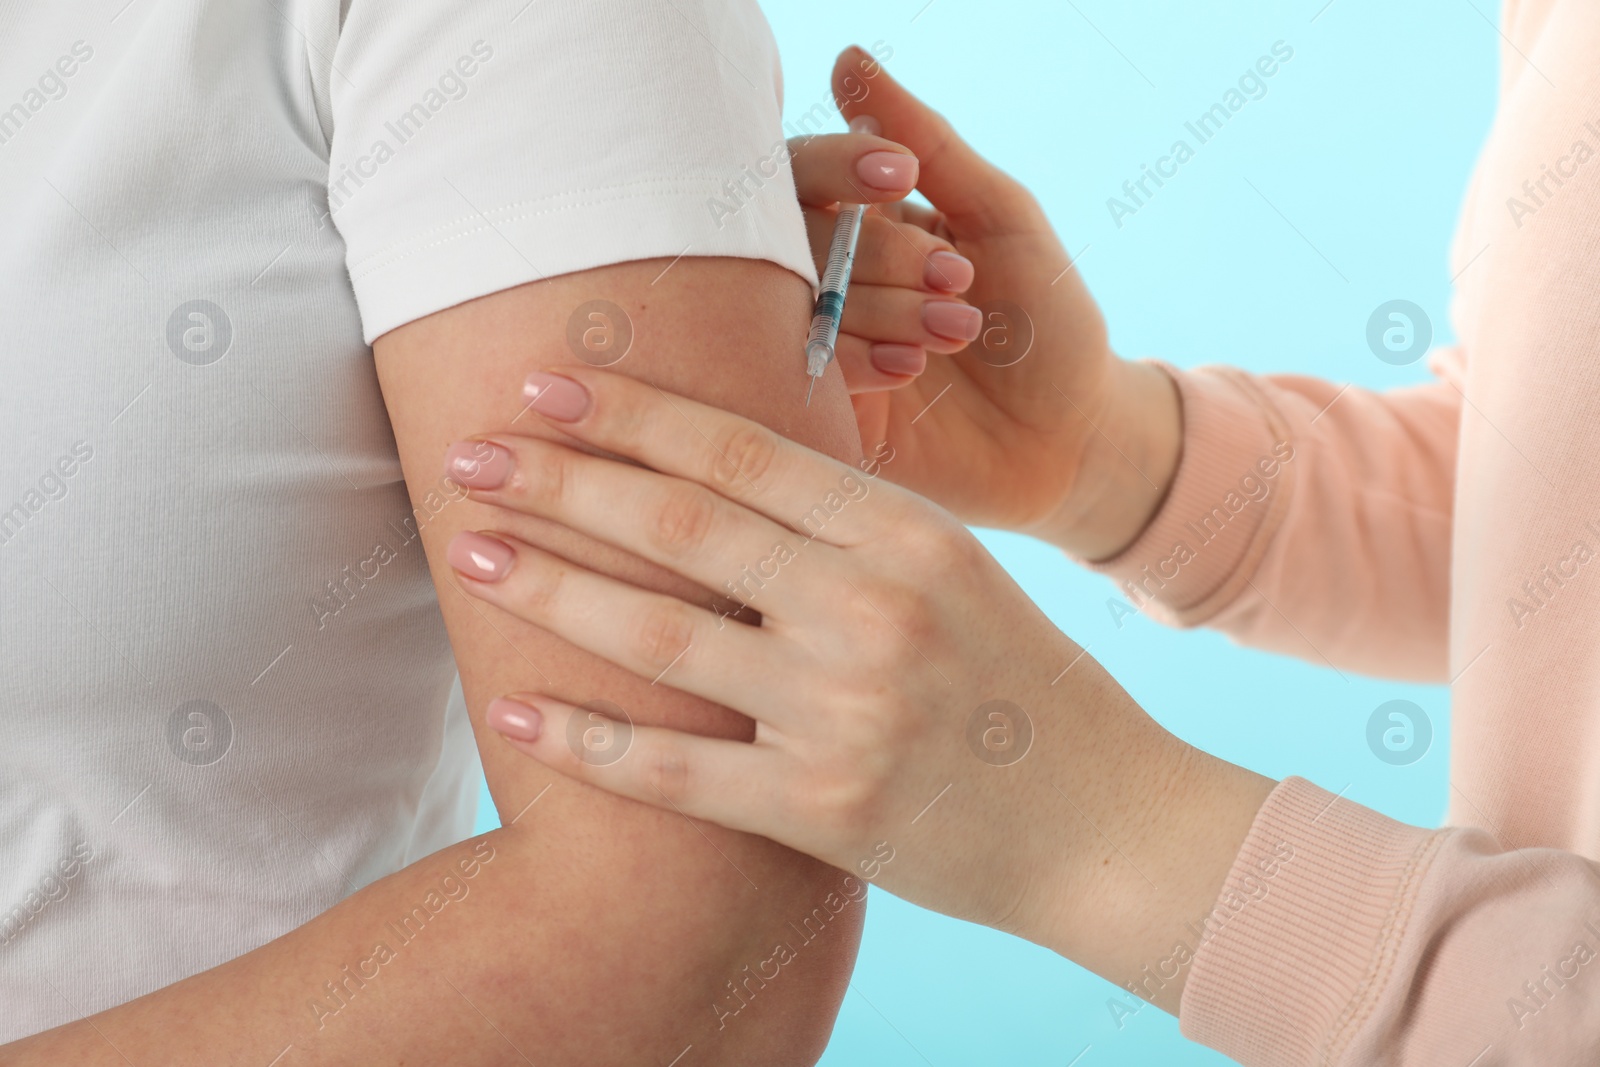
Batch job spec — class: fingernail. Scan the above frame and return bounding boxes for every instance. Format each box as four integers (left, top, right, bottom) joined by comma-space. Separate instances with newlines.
870, 344, 926, 377
523, 372, 590, 422
925, 252, 975, 293
487, 697, 542, 742
856, 150, 918, 192
444, 440, 512, 489
923, 301, 982, 342
447, 531, 515, 582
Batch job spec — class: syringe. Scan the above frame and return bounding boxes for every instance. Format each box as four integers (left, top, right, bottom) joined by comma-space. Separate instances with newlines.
803, 117, 875, 405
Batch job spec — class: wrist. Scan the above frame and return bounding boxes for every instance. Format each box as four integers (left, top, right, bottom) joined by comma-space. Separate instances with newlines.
1032, 358, 1182, 561
1038, 721, 1276, 1014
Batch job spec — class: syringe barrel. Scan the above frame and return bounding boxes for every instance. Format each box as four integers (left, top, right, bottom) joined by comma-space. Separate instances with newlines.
820, 204, 865, 292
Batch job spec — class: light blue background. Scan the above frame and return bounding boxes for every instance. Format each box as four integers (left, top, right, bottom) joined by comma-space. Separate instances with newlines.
476, 2, 1499, 1062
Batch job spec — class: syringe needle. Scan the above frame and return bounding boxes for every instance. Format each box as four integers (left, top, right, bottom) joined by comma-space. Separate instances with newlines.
805, 374, 816, 407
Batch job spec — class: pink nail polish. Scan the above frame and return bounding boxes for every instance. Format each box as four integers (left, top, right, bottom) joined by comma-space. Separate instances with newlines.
487, 697, 542, 741
523, 372, 591, 422
870, 344, 926, 377
924, 252, 975, 293
447, 531, 515, 582
856, 151, 918, 192
444, 440, 512, 489
922, 301, 982, 342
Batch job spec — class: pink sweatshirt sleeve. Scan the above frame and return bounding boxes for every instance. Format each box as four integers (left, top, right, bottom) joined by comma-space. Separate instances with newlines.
1089, 361, 1460, 682
1181, 776, 1600, 1065
1082, 7, 1600, 1058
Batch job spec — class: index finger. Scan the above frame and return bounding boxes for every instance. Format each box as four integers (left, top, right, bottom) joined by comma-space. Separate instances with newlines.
520, 368, 912, 547
831, 46, 1038, 228
788, 132, 919, 207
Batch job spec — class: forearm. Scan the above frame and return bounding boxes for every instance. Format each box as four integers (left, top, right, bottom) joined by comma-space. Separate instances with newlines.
5, 820, 856, 1065
1026, 659, 1275, 1015
4, 829, 565, 1062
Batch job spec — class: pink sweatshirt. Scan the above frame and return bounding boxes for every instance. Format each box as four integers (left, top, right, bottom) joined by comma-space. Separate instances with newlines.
1093, 1, 1600, 1062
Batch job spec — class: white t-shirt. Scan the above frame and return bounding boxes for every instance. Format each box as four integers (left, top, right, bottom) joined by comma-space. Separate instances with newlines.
0, 0, 815, 1038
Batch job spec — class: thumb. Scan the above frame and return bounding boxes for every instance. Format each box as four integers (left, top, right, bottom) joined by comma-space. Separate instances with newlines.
831, 46, 1036, 230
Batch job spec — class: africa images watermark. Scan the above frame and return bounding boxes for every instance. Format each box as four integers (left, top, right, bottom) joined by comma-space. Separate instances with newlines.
1504, 519, 1600, 632
710, 847, 894, 1032
1506, 916, 1600, 1031
0, 39, 93, 149
712, 440, 896, 622
1107, 441, 1295, 626
0, 440, 94, 549
1107, 40, 1295, 230
308, 466, 473, 631
0, 841, 96, 947
306, 839, 497, 1029
315, 41, 496, 230
706, 39, 895, 231
1107, 838, 1294, 1028
1504, 117, 1600, 229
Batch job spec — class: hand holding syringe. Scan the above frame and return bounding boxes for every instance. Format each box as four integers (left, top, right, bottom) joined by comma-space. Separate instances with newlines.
803, 115, 877, 405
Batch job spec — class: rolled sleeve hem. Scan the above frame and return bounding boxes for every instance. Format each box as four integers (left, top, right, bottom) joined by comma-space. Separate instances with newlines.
347, 177, 820, 344
1179, 776, 1443, 1066
1084, 363, 1297, 625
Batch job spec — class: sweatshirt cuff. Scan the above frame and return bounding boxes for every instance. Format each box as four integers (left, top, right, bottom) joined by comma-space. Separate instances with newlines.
1084, 363, 1295, 625
1179, 777, 1442, 1067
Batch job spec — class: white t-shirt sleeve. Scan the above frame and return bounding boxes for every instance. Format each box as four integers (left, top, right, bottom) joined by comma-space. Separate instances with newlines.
324, 0, 818, 343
